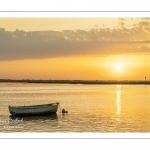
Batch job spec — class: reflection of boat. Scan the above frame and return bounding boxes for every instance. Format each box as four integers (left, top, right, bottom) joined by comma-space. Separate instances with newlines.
8, 102, 59, 116
9, 113, 58, 121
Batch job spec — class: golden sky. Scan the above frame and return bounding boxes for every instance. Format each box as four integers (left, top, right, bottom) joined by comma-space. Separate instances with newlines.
0, 18, 134, 31
0, 18, 150, 80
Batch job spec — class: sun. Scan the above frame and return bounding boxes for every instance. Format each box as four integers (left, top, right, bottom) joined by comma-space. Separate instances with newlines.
110, 62, 124, 73
116, 66, 122, 72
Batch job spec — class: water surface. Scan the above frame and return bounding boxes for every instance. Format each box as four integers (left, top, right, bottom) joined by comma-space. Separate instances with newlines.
0, 82, 150, 132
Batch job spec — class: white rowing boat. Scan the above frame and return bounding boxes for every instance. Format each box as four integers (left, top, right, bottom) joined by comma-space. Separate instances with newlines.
8, 102, 59, 116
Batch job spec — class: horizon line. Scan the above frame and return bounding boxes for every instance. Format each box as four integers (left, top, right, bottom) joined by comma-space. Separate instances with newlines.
0, 79, 149, 84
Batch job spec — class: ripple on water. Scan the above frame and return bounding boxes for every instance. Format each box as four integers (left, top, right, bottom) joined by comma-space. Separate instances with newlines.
1, 83, 150, 132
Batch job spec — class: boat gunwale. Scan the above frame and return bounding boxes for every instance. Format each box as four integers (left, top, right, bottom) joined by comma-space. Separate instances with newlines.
9, 102, 59, 109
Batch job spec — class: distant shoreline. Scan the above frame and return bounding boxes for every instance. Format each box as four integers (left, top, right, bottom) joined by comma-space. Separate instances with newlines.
0, 79, 149, 84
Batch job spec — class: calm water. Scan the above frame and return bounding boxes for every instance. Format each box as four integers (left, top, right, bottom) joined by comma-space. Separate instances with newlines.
0, 82, 150, 132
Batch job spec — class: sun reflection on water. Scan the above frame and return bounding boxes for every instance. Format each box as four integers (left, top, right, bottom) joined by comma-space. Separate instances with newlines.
116, 85, 121, 115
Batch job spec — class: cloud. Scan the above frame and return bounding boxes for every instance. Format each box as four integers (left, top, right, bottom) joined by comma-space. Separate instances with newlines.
1, 20, 150, 61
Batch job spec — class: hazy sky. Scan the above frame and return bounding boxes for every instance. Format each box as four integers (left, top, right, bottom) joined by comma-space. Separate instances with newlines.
0, 18, 150, 80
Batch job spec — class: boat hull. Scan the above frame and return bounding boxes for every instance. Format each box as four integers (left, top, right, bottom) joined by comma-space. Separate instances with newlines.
9, 103, 59, 116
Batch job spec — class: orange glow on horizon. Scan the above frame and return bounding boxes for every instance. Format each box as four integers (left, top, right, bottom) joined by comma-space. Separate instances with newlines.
0, 54, 149, 80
